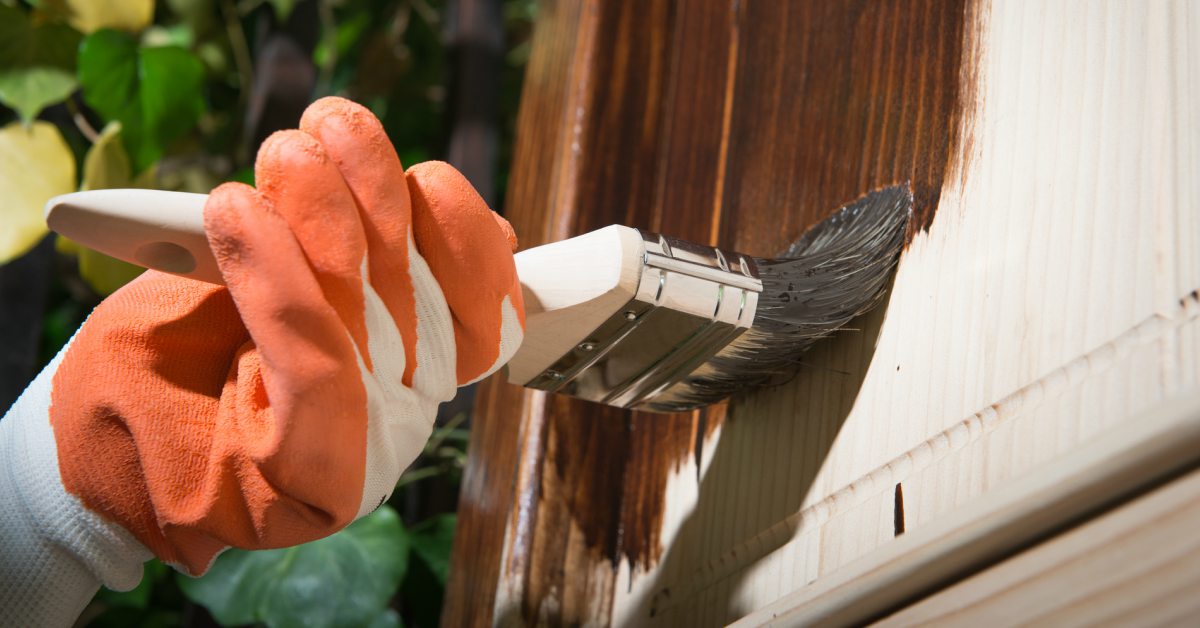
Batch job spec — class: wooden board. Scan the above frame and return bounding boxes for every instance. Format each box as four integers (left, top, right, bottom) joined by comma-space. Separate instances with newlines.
729, 394, 1200, 626
444, 1, 1200, 626
877, 463, 1200, 626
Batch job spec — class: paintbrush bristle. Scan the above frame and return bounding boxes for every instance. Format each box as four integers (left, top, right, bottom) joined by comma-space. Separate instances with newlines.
649, 185, 912, 411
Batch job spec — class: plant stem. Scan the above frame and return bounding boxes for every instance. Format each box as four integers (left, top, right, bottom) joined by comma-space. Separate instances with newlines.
424, 412, 469, 454
316, 0, 337, 96
220, 0, 254, 164
66, 96, 100, 143
396, 466, 443, 488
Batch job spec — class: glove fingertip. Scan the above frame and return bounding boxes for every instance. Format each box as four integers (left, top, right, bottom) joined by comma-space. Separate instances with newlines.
204, 182, 261, 267
492, 212, 519, 253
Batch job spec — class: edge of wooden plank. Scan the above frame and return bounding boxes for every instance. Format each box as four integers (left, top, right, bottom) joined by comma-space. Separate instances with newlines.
876, 467, 1200, 625
728, 391, 1200, 627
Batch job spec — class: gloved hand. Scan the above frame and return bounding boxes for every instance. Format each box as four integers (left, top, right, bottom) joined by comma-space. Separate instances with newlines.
0, 97, 524, 626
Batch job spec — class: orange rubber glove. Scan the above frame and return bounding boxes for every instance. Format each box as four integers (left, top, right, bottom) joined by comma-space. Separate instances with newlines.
0, 97, 524, 626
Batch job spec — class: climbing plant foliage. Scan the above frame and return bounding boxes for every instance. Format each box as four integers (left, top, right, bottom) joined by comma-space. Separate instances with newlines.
1, 1, 536, 625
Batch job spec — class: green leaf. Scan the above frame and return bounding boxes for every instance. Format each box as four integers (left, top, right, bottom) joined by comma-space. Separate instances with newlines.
178, 505, 409, 628
229, 167, 255, 186
397, 514, 455, 628
0, 67, 77, 124
77, 29, 138, 121
267, 0, 299, 21
0, 8, 82, 71
0, 6, 83, 122
79, 29, 206, 173
369, 608, 404, 628
0, 121, 75, 263
409, 514, 455, 584
135, 46, 205, 166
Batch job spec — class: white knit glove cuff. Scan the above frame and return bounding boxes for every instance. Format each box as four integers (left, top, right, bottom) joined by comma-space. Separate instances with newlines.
0, 346, 152, 627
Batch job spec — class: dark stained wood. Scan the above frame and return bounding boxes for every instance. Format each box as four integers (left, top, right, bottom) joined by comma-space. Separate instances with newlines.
717, 0, 974, 251
444, 1, 974, 625
442, 1, 592, 625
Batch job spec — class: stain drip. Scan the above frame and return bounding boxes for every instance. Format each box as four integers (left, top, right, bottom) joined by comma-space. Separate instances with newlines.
546, 396, 697, 570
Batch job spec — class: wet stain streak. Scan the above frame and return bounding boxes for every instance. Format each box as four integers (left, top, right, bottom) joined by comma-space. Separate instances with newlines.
717, 0, 976, 250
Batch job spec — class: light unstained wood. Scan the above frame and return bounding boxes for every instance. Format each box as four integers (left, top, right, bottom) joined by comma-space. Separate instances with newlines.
446, 0, 1200, 626
615, 1, 1200, 625
46, 186, 652, 391
726, 393, 1200, 627
875, 466, 1200, 627
44, 190, 218, 283
506, 224, 644, 385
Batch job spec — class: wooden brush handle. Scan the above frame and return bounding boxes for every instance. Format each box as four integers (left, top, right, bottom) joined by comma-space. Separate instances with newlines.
43, 189, 645, 386
47, 190, 222, 284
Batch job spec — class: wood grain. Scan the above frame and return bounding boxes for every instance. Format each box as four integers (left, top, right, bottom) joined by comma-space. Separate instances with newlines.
446, 0, 1200, 626
445, 0, 973, 624
877, 459, 1200, 626
729, 394, 1200, 627
631, 2, 1200, 625
441, 2, 591, 624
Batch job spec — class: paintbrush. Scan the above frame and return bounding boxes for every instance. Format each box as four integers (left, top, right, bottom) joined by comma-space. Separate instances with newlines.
43, 185, 911, 412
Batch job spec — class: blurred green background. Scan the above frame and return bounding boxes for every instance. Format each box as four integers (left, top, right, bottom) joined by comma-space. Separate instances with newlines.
0, 0, 534, 625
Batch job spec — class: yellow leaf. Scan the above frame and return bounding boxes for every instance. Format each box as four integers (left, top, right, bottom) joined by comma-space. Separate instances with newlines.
62, 0, 155, 34
79, 121, 156, 192
78, 246, 144, 295
74, 122, 154, 294
82, 122, 159, 190
0, 121, 75, 264
55, 234, 81, 256
82, 122, 131, 191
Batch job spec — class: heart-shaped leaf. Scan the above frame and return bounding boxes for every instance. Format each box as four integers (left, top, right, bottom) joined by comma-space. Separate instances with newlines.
0, 6, 83, 122
76, 29, 138, 121
178, 505, 409, 628
78, 29, 205, 173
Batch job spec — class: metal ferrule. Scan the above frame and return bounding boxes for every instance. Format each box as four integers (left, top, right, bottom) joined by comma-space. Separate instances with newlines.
524, 230, 762, 412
